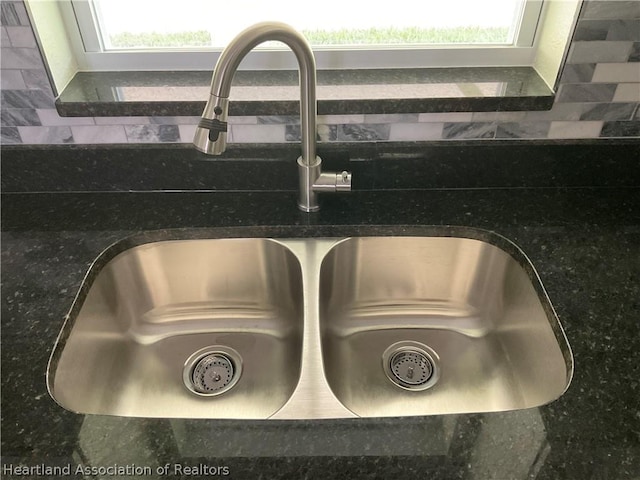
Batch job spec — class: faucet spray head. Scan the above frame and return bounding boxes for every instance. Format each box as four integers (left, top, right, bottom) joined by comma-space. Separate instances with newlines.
193, 95, 229, 155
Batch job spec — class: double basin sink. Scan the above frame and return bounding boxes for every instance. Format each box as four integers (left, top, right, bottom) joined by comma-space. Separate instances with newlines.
48, 230, 573, 419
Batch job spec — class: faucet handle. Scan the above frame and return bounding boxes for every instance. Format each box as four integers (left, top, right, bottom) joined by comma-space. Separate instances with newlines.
336, 171, 352, 192
313, 170, 352, 193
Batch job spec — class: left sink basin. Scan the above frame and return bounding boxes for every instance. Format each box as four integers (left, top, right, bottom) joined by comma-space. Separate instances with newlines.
48, 239, 304, 418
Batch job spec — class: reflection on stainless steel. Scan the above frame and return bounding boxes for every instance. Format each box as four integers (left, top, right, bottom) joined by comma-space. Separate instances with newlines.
467, 409, 550, 479
49, 239, 304, 419
73, 409, 551, 478
319, 237, 572, 417
192, 22, 352, 212
48, 235, 573, 419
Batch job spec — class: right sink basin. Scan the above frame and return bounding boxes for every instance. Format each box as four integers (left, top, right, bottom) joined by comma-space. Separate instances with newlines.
319, 236, 573, 417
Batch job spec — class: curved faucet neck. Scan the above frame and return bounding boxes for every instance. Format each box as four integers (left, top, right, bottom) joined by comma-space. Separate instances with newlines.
210, 22, 317, 165
194, 22, 351, 213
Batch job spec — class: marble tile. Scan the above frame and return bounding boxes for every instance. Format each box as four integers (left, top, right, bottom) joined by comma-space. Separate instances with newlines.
559, 64, 595, 83
257, 115, 299, 124
149, 116, 202, 125
573, 20, 610, 41
338, 124, 391, 141
0, 69, 26, 89
418, 112, 473, 122
1, 2, 28, 26
556, 84, 617, 103
613, 83, 640, 102
125, 124, 180, 142
0, 47, 44, 69
389, 123, 443, 141
568, 41, 633, 64
94, 116, 149, 125
285, 124, 338, 142
548, 121, 603, 139
580, 103, 637, 121
14, 2, 29, 25
606, 20, 640, 41
600, 121, 640, 137
5, 26, 36, 48
1, 26, 9, 45
1, 108, 40, 126
471, 111, 527, 122
523, 103, 585, 121
571, 18, 639, 42
442, 122, 496, 139
630, 42, 640, 62
178, 124, 197, 143
0, 126, 21, 144
231, 124, 285, 143
318, 114, 365, 124
592, 63, 640, 82
317, 124, 337, 142
581, 1, 640, 20
1, 89, 53, 108
284, 125, 300, 142
37, 109, 95, 126
495, 122, 551, 139
227, 116, 258, 125
363, 113, 419, 124
21, 69, 54, 93
17, 126, 73, 144
70, 125, 127, 144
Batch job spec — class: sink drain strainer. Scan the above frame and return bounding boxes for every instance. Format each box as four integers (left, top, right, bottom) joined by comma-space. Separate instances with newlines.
382, 341, 440, 391
183, 346, 242, 396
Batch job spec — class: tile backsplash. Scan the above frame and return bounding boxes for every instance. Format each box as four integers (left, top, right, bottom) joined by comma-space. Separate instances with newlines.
1, 0, 638, 145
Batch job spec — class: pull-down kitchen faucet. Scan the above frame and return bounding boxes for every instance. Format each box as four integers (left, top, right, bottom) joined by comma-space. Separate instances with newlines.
193, 21, 352, 212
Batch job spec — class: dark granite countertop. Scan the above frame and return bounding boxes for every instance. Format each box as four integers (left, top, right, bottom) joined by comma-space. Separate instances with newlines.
55, 67, 554, 117
1, 141, 639, 479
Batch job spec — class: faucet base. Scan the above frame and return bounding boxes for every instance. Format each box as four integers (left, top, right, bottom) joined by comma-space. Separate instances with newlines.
297, 156, 352, 212
297, 156, 322, 212
297, 204, 322, 213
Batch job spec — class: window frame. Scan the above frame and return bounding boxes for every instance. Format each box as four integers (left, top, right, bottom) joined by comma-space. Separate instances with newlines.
62, 0, 545, 71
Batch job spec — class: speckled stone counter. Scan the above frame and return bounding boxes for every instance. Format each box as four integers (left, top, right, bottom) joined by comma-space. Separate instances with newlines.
55, 67, 554, 117
2, 142, 640, 479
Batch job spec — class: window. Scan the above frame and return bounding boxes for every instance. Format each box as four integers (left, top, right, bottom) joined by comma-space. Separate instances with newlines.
62, 0, 545, 71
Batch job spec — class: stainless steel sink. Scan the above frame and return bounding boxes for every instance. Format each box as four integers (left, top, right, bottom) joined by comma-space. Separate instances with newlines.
48, 232, 572, 419
48, 239, 304, 418
319, 237, 572, 417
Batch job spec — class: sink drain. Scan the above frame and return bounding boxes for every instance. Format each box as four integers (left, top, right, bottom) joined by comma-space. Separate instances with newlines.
382, 341, 440, 391
183, 346, 242, 396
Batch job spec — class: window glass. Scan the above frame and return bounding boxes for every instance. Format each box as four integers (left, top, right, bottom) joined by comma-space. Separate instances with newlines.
90, 0, 525, 50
